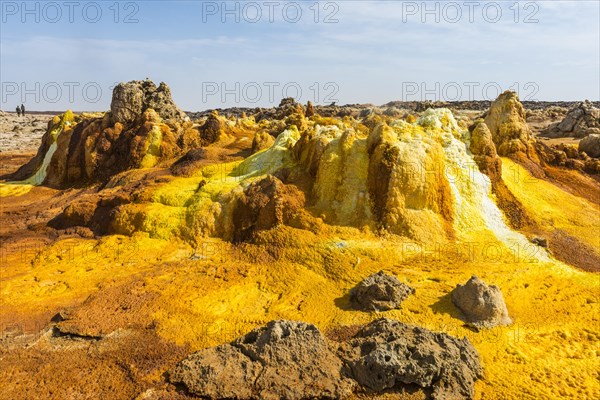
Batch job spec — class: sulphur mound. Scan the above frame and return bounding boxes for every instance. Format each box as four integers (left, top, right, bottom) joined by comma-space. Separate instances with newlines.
3, 80, 250, 188
1, 84, 599, 400
83, 105, 545, 260
484, 90, 536, 157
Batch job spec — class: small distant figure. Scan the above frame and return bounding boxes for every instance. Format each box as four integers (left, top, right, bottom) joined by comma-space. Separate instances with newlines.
16, 106, 21, 117
20, 104, 25, 116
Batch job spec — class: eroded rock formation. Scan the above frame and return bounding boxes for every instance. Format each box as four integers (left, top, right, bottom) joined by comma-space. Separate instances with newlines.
305, 101, 315, 118
350, 271, 414, 311
535, 140, 600, 174
291, 110, 460, 242
579, 134, 600, 158
469, 119, 502, 183
232, 175, 307, 242
171, 320, 354, 399
451, 275, 512, 329
172, 318, 483, 400
255, 98, 307, 132
483, 91, 537, 159
339, 318, 484, 400
251, 130, 275, 154
110, 80, 188, 125
542, 100, 600, 138
7, 80, 211, 187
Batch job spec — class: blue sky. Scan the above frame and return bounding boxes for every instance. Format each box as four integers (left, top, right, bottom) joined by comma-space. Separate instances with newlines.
1, 0, 599, 111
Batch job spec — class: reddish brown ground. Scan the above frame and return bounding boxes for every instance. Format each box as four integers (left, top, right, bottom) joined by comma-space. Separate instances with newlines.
496, 154, 600, 273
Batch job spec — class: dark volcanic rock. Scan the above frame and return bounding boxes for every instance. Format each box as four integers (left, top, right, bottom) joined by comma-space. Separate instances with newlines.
339, 318, 484, 400
171, 320, 354, 399
531, 237, 548, 248
350, 271, 414, 311
172, 318, 485, 400
451, 275, 512, 329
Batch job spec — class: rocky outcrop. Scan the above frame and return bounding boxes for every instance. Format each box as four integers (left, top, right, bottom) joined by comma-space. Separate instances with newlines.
484, 91, 536, 159
6, 111, 78, 182
579, 134, 600, 158
305, 101, 315, 118
172, 318, 483, 400
256, 98, 303, 121
196, 111, 231, 146
232, 175, 306, 242
526, 106, 568, 123
339, 318, 484, 400
542, 101, 600, 138
535, 140, 600, 174
53, 108, 188, 185
366, 116, 455, 240
8, 81, 201, 187
171, 320, 354, 399
251, 130, 275, 154
469, 120, 502, 183
451, 276, 512, 329
110, 80, 187, 125
350, 271, 414, 311
256, 98, 307, 132
292, 109, 468, 242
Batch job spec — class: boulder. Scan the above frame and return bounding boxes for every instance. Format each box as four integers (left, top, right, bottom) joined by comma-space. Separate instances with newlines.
171, 320, 354, 399
531, 237, 548, 248
579, 134, 600, 158
350, 271, 414, 311
542, 100, 600, 138
584, 158, 600, 174
451, 275, 512, 329
339, 318, 484, 400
